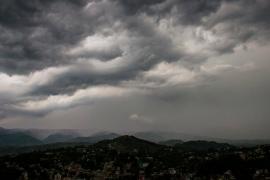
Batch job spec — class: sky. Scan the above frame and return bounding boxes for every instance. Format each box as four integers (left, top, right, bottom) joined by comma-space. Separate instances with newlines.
0, 0, 270, 139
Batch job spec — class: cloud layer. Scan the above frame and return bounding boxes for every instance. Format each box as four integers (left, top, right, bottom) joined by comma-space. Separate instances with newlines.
0, 0, 270, 138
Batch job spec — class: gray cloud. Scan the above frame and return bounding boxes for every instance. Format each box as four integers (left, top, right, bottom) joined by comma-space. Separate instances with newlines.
0, 0, 270, 138
0, 0, 99, 74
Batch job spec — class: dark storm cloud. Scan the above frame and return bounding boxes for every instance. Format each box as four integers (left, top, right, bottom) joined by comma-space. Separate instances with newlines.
0, 0, 95, 74
0, 0, 222, 73
0, 0, 89, 30
28, 70, 135, 96
116, 0, 166, 15
0, 0, 268, 74
205, 0, 270, 27
0, 0, 265, 74
0, 0, 270, 126
150, 0, 224, 25
117, 0, 222, 24
204, 0, 270, 46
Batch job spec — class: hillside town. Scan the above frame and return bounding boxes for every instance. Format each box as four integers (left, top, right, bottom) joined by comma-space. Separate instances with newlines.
0, 136, 269, 180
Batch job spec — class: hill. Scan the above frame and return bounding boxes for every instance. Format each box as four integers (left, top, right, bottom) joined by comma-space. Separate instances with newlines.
43, 133, 76, 144
159, 139, 183, 146
71, 132, 119, 144
0, 127, 10, 135
0, 132, 42, 147
133, 131, 207, 142
175, 140, 234, 151
94, 135, 165, 153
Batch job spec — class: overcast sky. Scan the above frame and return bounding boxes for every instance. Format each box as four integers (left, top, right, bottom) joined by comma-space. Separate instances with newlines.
0, 0, 270, 139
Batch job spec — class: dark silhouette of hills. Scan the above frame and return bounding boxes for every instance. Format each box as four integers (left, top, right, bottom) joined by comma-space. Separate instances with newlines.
133, 131, 213, 142
0, 128, 119, 147
94, 135, 165, 153
175, 140, 234, 151
43, 133, 76, 144
43, 131, 120, 144
133, 131, 270, 147
159, 139, 184, 146
0, 127, 270, 148
0, 127, 10, 135
0, 136, 269, 180
71, 132, 120, 143
0, 134, 267, 157
0, 132, 42, 147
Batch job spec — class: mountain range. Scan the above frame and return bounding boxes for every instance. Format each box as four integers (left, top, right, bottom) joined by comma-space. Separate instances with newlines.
0, 127, 269, 148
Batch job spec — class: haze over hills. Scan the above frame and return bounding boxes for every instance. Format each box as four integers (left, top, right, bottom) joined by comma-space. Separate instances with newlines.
132, 131, 270, 147
4, 128, 96, 140
0, 127, 270, 148
43, 133, 77, 144
0, 127, 120, 147
0, 134, 237, 157
71, 132, 120, 144
133, 131, 210, 142
0, 132, 42, 147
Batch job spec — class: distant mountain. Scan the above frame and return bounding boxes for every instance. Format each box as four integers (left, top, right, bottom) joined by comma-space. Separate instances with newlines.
133, 131, 205, 142
71, 132, 120, 144
175, 140, 234, 151
0, 127, 10, 135
0, 128, 120, 146
133, 132, 165, 142
158, 138, 234, 151
0, 132, 42, 147
0, 127, 91, 140
225, 139, 270, 147
43, 133, 76, 144
95, 135, 164, 153
159, 139, 183, 146
0, 142, 90, 156
20, 129, 82, 140
132, 131, 270, 147
1, 127, 270, 147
